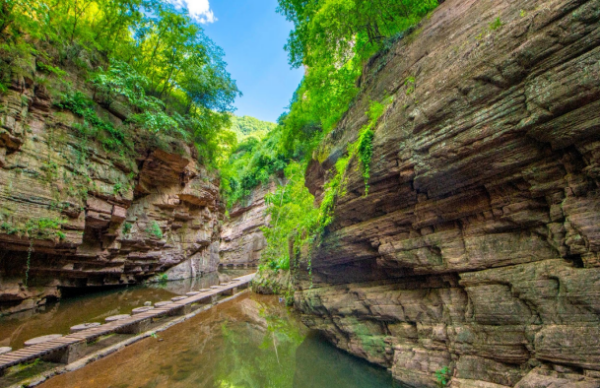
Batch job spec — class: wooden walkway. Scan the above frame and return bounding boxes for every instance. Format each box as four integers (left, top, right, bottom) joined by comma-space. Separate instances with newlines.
0, 273, 254, 375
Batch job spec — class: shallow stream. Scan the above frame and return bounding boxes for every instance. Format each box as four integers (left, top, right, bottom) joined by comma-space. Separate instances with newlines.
37, 293, 396, 388
0, 270, 250, 349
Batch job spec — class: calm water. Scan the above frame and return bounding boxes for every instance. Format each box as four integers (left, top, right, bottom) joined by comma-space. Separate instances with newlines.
0, 272, 242, 349
38, 293, 396, 388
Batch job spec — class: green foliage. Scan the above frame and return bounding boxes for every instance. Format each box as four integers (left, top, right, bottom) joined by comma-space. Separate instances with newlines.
228, 115, 277, 141
112, 183, 123, 196
0, 215, 66, 241
26, 217, 66, 240
357, 128, 375, 191
158, 273, 168, 285
1, 0, 240, 168
356, 98, 391, 193
146, 220, 163, 239
435, 366, 451, 387
122, 222, 132, 235
316, 97, 391, 230
220, 126, 290, 207
0, 221, 18, 235
277, 0, 438, 141
37, 62, 66, 77
405, 76, 416, 95
489, 17, 503, 31
248, 1, 440, 270
92, 59, 157, 110
260, 162, 319, 272
54, 91, 131, 153
317, 155, 349, 230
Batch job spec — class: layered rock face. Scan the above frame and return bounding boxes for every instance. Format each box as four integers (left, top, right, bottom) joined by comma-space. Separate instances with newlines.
0, 78, 222, 314
294, 0, 600, 387
219, 182, 274, 268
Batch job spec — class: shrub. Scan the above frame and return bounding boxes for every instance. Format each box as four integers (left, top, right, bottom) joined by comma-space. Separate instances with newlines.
435, 366, 451, 387
145, 221, 163, 239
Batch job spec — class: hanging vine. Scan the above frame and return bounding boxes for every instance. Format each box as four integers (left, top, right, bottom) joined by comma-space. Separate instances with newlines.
24, 239, 33, 288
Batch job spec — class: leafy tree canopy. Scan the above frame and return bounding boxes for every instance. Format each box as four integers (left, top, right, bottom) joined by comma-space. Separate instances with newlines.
0, 0, 240, 166
228, 115, 277, 141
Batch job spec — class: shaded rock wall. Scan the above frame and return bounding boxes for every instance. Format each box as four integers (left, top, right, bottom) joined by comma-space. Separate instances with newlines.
294, 0, 600, 387
0, 77, 222, 315
219, 182, 275, 268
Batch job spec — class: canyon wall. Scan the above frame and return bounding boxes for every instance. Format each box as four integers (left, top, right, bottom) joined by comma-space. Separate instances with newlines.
0, 75, 222, 314
294, 0, 600, 387
219, 182, 274, 268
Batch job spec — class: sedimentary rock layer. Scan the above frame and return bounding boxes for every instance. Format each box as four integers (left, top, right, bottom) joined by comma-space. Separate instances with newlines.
219, 182, 274, 268
294, 0, 600, 386
0, 77, 222, 314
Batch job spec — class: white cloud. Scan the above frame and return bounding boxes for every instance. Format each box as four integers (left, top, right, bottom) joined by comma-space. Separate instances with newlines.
172, 0, 217, 24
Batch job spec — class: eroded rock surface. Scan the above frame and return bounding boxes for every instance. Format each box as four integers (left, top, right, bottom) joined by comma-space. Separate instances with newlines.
294, 0, 600, 387
0, 79, 222, 314
219, 182, 275, 268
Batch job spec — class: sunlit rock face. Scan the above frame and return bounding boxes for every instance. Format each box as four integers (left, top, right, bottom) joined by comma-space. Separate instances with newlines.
0, 78, 222, 315
219, 182, 275, 268
294, 0, 600, 386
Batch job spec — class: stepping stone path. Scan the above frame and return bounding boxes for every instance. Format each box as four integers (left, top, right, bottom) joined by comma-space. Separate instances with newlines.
132, 306, 154, 315
185, 292, 200, 296
70, 323, 101, 333
154, 301, 172, 308
105, 314, 131, 322
199, 289, 208, 292
0, 273, 255, 377
144, 301, 152, 306
24, 334, 63, 347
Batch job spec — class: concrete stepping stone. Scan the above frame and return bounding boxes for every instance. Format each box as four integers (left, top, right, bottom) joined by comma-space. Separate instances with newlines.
132, 306, 154, 314
0, 347, 12, 355
105, 314, 131, 322
171, 296, 187, 302
185, 291, 200, 296
70, 322, 101, 333
154, 301, 172, 308
144, 301, 152, 306
210, 286, 220, 289
199, 289, 208, 292
24, 334, 63, 347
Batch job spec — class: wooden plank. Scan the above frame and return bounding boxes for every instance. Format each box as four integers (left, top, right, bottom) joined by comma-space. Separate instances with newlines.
0, 273, 255, 373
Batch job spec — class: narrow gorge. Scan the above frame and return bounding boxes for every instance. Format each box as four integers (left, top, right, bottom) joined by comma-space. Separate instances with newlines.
1, 0, 599, 386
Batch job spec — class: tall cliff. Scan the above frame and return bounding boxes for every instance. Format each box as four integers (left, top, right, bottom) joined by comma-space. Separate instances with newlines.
219, 182, 275, 268
294, 0, 600, 387
0, 74, 222, 315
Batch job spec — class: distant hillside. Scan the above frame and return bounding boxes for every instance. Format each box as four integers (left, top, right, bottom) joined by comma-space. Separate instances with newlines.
229, 115, 277, 141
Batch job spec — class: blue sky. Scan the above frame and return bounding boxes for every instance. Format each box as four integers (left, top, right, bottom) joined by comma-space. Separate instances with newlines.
195, 0, 304, 123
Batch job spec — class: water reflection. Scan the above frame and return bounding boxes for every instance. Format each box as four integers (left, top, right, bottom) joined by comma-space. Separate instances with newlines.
39, 294, 396, 388
0, 273, 220, 349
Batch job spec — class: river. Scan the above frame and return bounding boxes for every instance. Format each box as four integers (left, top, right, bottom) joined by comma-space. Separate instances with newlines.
1, 273, 397, 387
0, 270, 251, 349
38, 293, 396, 388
